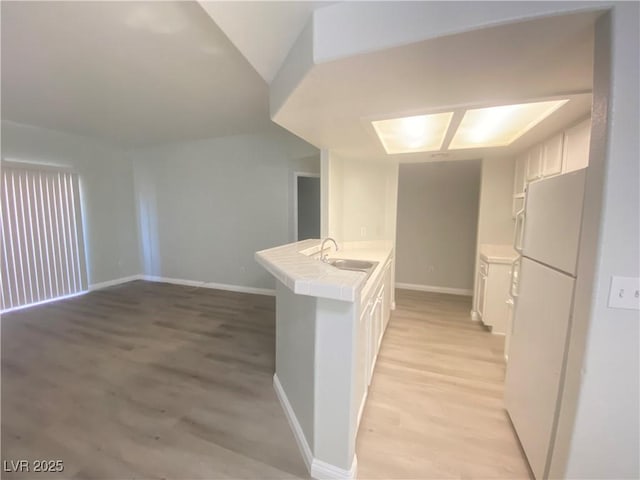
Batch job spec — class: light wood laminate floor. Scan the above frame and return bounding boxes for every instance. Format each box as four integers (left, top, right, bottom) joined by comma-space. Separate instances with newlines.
356, 289, 531, 479
1, 281, 308, 479
3, 283, 530, 480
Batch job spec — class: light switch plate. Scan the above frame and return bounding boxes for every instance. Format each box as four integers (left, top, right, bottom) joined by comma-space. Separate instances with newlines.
608, 276, 640, 310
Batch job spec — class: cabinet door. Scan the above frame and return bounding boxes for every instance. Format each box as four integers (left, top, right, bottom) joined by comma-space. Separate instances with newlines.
477, 273, 488, 324
382, 263, 392, 331
355, 303, 370, 426
563, 118, 591, 173
368, 296, 383, 385
526, 144, 543, 182
513, 153, 527, 196
512, 195, 525, 220
367, 300, 376, 385
376, 287, 384, 348
542, 133, 563, 177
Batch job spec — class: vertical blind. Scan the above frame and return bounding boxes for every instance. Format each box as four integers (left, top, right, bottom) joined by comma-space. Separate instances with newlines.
1, 163, 87, 312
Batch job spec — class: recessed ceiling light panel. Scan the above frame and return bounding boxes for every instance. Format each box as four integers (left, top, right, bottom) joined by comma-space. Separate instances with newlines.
372, 112, 454, 154
449, 99, 569, 150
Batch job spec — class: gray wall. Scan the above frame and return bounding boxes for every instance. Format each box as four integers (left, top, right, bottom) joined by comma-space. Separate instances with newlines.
1, 120, 140, 286
131, 126, 319, 290
275, 281, 317, 451
396, 160, 481, 291
297, 176, 320, 240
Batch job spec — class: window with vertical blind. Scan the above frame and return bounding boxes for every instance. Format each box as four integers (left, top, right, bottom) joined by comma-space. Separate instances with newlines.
1, 162, 87, 312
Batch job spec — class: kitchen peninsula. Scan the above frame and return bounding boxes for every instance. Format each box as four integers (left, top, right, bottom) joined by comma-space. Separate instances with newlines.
255, 239, 394, 480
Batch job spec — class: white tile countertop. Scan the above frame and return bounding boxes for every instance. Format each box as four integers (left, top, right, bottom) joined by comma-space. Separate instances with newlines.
479, 244, 518, 264
255, 239, 393, 302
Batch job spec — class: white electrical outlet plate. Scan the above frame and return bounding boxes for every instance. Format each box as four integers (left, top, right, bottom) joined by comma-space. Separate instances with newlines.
608, 276, 640, 310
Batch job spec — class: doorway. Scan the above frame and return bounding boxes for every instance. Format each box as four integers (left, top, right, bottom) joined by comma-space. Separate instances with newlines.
294, 173, 320, 241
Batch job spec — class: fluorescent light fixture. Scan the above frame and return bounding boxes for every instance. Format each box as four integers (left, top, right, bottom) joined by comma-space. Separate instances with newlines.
372, 112, 454, 154
449, 99, 569, 149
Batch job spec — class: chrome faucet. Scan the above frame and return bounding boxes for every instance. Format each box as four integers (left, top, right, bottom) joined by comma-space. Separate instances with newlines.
320, 237, 338, 263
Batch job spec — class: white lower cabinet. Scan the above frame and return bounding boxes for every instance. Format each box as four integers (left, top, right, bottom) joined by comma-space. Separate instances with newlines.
479, 262, 511, 334
368, 283, 384, 385
476, 262, 488, 323
355, 299, 371, 425
382, 264, 392, 331
356, 258, 392, 428
475, 248, 516, 335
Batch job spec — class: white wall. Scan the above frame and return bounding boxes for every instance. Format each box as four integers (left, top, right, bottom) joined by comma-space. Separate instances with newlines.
1, 120, 140, 287
130, 126, 318, 291
325, 151, 398, 244
471, 156, 515, 307
550, 6, 640, 478
396, 160, 480, 292
476, 157, 516, 246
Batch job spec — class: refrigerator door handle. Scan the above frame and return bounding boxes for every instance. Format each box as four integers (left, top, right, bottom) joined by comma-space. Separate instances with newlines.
514, 208, 525, 254
510, 257, 521, 299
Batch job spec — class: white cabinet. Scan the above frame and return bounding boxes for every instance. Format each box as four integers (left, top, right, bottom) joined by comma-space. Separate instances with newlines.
514, 153, 527, 196
382, 265, 392, 332
542, 133, 564, 177
512, 195, 525, 220
475, 249, 515, 335
512, 117, 590, 220
512, 152, 527, 219
367, 285, 384, 385
355, 298, 372, 425
563, 118, 591, 173
476, 260, 488, 322
366, 265, 389, 385
526, 144, 543, 182
355, 258, 393, 428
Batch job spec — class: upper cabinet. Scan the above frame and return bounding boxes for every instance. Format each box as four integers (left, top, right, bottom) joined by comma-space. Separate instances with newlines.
511, 117, 591, 218
562, 118, 591, 174
514, 152, 527, 196
526, 144, 543, 182
542, 133, 564, 177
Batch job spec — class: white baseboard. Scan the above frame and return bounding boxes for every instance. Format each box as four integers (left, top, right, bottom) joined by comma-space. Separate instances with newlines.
470, 310, 480, 322
396, 282, 472, 296
273, 374, 313, 471
311, 457, 357, 480
89, 274, 143, 291
273, 374, 357, 480
142, 276, 275, 296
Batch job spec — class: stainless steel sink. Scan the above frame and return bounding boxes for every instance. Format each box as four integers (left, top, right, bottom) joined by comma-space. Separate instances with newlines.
327, 258, 379, 280
328, 259, 377, 270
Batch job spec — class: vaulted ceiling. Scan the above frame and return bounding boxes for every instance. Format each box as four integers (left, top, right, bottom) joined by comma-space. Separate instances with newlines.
1, 1, 272, 147
2, 1, 599, 159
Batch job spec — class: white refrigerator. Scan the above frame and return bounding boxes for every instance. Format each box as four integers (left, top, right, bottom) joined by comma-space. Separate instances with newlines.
505, 169, 587, 480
